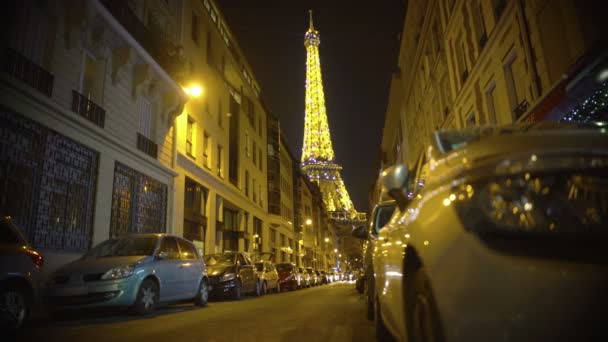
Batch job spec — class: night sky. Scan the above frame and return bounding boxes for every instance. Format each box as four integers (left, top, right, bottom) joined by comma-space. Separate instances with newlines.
218, 1, 406, 211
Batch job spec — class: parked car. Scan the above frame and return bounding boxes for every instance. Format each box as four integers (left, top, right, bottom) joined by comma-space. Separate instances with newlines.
205, 252, 261, 299
362, 125, 608, 341
319, 270, 329, 284
46, 234, 208, 315
255, 261, 279, 294
275, 263, 300, 290
352, 199, 397, 319
0, 216, 43, 331
306, 267, 318, 286
297, 267, 311, 288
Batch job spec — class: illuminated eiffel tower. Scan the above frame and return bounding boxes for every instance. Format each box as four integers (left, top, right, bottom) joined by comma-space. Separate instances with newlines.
300, 10, 365, 224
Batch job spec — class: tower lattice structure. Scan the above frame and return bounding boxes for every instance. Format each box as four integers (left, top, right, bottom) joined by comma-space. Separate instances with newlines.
301, 11, 362, 222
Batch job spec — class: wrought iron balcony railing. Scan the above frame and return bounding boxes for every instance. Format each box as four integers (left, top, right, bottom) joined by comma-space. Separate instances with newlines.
136, 133, 158, 159
512, 99, 529, 120
71, 90, 105, 127
2, 47, 54, 97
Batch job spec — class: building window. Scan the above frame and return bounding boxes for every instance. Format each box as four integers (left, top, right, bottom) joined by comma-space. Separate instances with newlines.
186, 116, 195, 158
110, 162, 167, 238
252, 178, 257, 202
258, 148, 263, 171
203, 132, 210, 168
252, 141, 257, 164
0, 110, 98, 252
138, 97, 152, 138
465, 111, 476, 127
184, 177, 208, 243
206, 30, 213, 65
504, 52, 528, 120
245, 170, 249, 197
79, 52, 99, 101
472, 1, 488, 49
245, 133, 250, 157
217, 145, 223, 177
218, 97, 223, 128
485, 81, 498, 124
270, 229, 276, 243
191, 12, 200, 44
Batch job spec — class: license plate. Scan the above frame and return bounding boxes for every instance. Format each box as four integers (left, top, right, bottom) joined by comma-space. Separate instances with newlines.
52, 286, 87, 296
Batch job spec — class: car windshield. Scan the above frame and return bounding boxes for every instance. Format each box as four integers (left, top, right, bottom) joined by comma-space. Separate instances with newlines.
255, 263, 264, 272
275, 264, 293, 272
204, 253, 236, 266
86, 236, 158, 257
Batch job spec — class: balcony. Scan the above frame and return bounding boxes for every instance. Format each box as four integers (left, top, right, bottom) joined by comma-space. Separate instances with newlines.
101, 0, 187, 81
2, 47, 54, 97
512, 99, 529, 120
136, 133, 158, 159
71, 90, 105, 128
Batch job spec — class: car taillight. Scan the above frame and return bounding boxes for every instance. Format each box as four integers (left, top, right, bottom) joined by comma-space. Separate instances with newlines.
25, 248, 43, 268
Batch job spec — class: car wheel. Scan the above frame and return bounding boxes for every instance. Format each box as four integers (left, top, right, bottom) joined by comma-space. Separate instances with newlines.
375, 295, 395, 342
133, 278, 159, 315
0, 285, 30, 331
231, 280, 242, 300
366, 275, 375, 321
194, 279, 208, 307
407, 268, 444, 342
253, 280, 262, 297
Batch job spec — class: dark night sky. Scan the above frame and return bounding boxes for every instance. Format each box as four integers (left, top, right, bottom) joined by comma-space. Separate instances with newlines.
218, 1, 406, 212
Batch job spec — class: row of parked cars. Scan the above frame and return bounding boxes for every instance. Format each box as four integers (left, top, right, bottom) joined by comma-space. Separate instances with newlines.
351, 124, 608, 341
1, 220, 339, 331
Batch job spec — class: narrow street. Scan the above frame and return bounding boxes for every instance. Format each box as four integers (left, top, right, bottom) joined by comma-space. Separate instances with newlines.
18, 282, 375, 342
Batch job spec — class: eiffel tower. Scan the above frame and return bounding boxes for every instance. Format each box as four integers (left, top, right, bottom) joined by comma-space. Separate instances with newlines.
300, 10, 366, 225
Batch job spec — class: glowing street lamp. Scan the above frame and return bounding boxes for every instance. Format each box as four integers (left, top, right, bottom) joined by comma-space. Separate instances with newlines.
324, 237, 330, 243
334, 248, 338, 253
305, 218, 312, 225
183, 84, 204, 97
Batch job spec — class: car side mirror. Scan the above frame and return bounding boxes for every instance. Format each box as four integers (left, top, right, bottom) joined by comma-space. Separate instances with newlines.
352, 225, 368, 240
382, 164, 410, 211
156, 251, 168, 260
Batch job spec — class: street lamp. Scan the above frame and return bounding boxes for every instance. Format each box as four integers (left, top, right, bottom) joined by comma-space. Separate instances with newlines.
324, 237, 330, 243
334, 248, 338, 253
183, 84, 204, 97
305, 218, 312, 225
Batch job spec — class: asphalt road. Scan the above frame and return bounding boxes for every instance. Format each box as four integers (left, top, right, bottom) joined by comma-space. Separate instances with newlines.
17, 281, 375, 342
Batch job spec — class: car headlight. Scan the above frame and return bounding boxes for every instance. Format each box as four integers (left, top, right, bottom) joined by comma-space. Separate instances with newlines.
101, 265, 135, 280
220, 272, 236, 282
452, 170, 607, 234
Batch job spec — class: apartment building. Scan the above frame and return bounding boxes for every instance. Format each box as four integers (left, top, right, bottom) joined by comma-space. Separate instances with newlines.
0, 0, 187, 273
382, 0, 606, 168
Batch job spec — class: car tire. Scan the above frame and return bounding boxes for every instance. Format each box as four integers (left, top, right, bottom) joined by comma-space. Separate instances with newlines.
254, 280, 262, 297
193, 279, 208, 307
366, 275, 375, 321
0, 284, 30, 332
406, 268, 444, 342
231, 280, 242, 300
375, 295, 395, 342
133, 278, 159, 315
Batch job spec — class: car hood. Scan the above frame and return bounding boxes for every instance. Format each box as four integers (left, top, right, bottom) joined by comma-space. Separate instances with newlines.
55, 256, 151, 275
207, 265, 235, 276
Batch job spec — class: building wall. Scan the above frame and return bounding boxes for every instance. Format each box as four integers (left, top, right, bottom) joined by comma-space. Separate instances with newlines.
382, 0, 605, 168
1, 0, 185, 276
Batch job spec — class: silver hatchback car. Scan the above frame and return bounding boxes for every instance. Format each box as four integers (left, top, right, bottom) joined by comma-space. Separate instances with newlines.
47, 234, 209, 314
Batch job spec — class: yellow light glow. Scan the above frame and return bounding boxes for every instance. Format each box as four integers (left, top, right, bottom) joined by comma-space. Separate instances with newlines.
443, 198, 451, 206
405, 233, 410, 239
334, 248, 338, 253
449, 193, 456, 201
184, 84, 203, 97
423, 240, 429, 246
306, 219, 312, 225
324, 237, 330, 243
